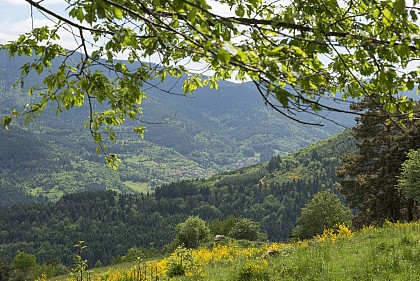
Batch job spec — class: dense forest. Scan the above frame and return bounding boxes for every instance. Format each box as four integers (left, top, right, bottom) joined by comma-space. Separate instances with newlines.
0, 131, 355, 267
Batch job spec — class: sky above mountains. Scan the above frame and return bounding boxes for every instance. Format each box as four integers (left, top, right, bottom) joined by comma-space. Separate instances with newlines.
0, 0, 236, 76
1, 0, 82, 47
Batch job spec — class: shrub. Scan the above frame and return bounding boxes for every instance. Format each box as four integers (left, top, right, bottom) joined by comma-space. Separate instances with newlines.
292, 190, 352, 239
0, 259, 10, 281
12, 251, 36, 271
210, 216, 238, 236
235, 261, 270, 281
175, 216, 211, 249
166, 246, 194, 277
228, 218, 267, 241
398, 149, 420, 201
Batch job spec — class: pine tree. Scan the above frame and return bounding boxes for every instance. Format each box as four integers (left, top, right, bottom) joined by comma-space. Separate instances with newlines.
338, 98, 420, 226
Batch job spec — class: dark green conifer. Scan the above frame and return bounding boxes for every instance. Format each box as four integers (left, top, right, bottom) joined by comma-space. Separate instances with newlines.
338, 98, 420, 226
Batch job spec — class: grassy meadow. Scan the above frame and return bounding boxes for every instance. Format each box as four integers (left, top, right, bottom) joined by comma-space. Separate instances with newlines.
45, 221, 420, 281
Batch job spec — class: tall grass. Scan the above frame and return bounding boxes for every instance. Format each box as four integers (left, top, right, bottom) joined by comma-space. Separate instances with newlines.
48, 221, 420, 281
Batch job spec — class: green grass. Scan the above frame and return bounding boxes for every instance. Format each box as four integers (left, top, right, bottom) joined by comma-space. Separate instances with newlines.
47, 261, 140, 281
49, 221, 420, 281
266, 223, 420, 281
185, 222, 420, 281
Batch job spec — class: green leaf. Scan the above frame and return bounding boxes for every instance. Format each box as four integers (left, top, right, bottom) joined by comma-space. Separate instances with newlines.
235, 5, 245, 17
382, 8, 394, 26
2, 116, 12, 130
23, 115, 31, 125
187, 8, 197, 21
113, 7, 123, 19
133, 126, 146, 139
172, 0, 184, 11
209, 77, 218, 90
115, 62, 127, 73
373, 8, 381, 19
384, 102, 397, 114
290, 45, 306, 58
389, 36, 398, 45
394, 0, 406, 15
69, 7, 84, 21
410, 9, 418, 21
407, 80, 415, 90
275, 88, 291, 107
106, 154, 121, 170
217, 49, 231, 64
396, 44, 410, 57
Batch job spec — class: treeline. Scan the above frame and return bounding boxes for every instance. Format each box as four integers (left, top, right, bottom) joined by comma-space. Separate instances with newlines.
0, 131, 354, 267
0, 191, 185, 267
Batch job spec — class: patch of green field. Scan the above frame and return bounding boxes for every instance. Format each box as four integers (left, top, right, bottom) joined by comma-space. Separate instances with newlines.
28, 187, 45, 196
123, 181, 153, 193
29, 186, 64, 201
45, 190, 65, 202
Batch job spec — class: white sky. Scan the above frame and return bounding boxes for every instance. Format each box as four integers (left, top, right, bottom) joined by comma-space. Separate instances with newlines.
1, 1, 418, 75
0, 0, 239, 77
0, 0, 69, 43
0, 0, 235, 46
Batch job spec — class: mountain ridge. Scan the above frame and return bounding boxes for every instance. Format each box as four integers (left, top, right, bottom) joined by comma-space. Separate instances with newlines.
0, 49, 355, 204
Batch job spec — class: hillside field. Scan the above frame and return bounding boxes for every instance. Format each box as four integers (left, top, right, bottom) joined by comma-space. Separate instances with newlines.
48, 220, 420, 281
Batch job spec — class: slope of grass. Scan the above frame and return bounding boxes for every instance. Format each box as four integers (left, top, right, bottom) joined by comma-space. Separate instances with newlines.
48, 220, 420, 281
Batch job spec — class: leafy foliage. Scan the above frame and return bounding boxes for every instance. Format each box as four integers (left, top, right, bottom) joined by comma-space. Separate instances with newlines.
9, 252, 37, 281
0, 259, 10, 281
398, 149, 420, 201
236, 261, 270, 281
210, 216, 238, 236
2, 0, 419, 165
338, 99, 420, 226
71, 241, 89, 281
175, 216, 211, 249
227, 218, 267, 241
292, 191, 352, 240
166, 246, 195, 277
12, 252, 36, 271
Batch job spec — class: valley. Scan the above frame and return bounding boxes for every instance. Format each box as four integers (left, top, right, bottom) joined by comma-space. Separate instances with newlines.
0, 44, 417, 281
0, 49, 355, 204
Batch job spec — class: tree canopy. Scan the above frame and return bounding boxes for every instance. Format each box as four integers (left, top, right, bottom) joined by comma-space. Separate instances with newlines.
399, 149, 420, 202
292, 190, 352, 239
175, 216, 211, 249
1, 0, 420, 167
338, 98, 420, 225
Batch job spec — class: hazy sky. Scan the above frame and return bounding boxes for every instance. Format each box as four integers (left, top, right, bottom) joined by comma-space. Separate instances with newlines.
1, 0, 418, 74
0, 0, 234, 46
0, 0, 67, 43
0, 0, 236, 74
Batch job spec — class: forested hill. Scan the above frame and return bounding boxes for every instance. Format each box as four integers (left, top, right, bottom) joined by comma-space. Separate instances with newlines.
0, 50, 355, 205
0, 130, 355, 266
